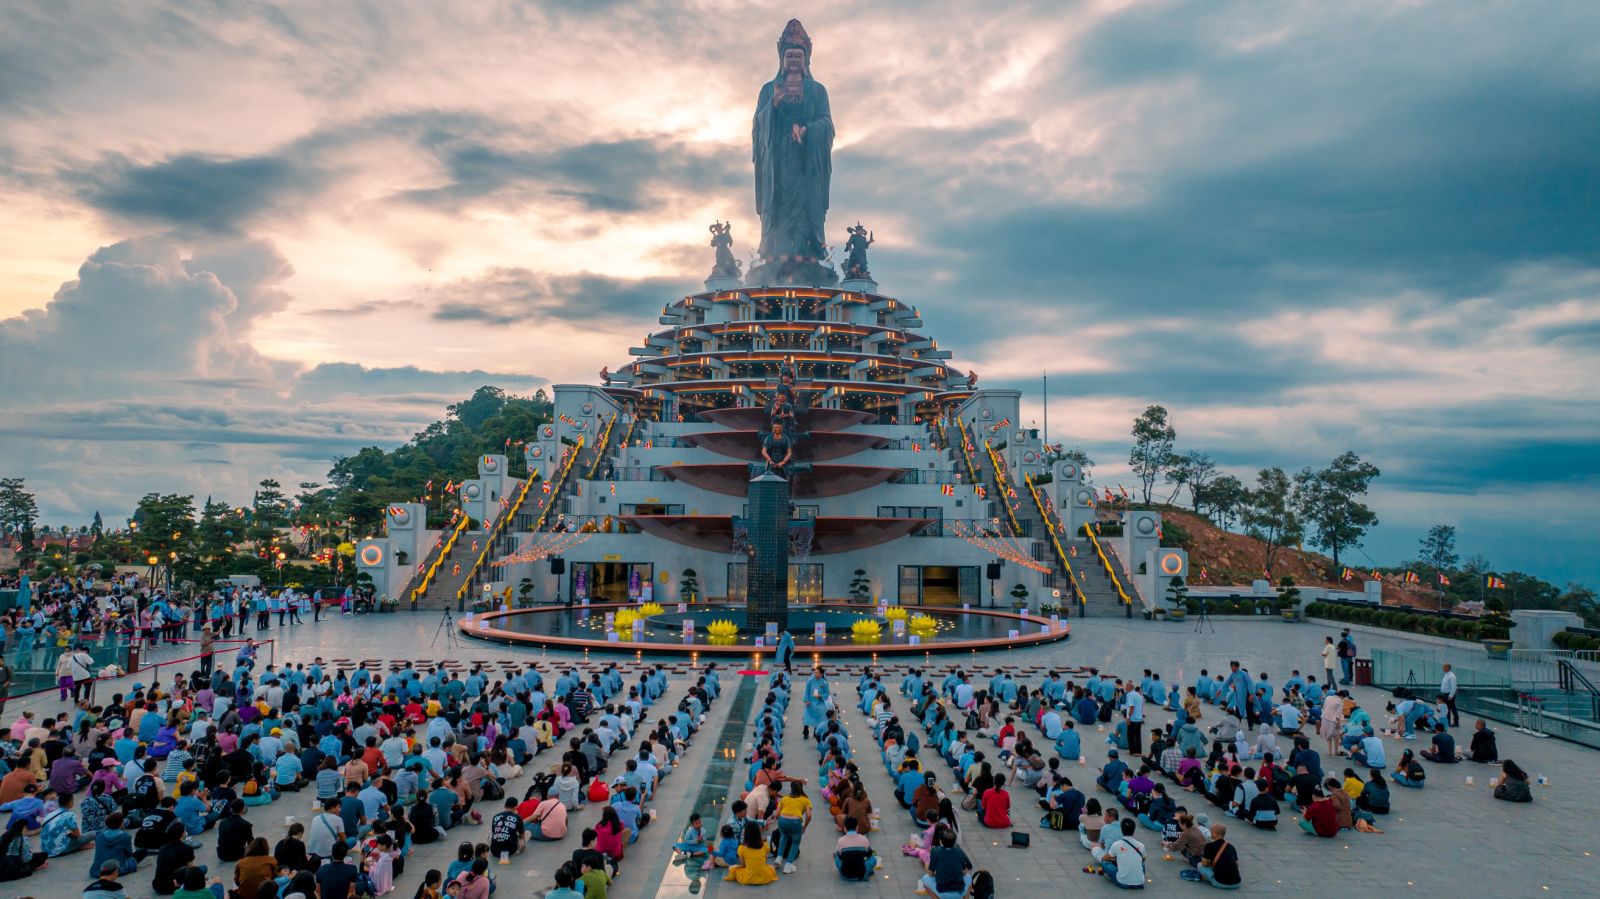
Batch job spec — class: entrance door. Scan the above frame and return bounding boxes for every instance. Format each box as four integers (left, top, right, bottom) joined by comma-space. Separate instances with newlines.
921, 566, 961, 605
574, 562, 653, 603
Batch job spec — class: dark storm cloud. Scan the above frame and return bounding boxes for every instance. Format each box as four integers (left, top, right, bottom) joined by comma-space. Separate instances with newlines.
427, 269, 697, 325
73, 152, 324, 233
398, 135, 743, 214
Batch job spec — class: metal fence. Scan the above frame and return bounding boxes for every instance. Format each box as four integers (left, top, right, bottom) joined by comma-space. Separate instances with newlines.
5, 632, 136, 696
1371, 647, 1600, 750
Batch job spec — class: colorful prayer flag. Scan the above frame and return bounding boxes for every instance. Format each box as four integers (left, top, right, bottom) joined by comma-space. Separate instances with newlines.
1485, 575, 1507, 590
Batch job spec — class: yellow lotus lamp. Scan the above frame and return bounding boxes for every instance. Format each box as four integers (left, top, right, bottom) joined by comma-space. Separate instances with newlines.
612, 608, 640, 632
910, 613, 938, 633
637, 602, 665, 617
883, 606, 909, 621
707, 619, 739, 638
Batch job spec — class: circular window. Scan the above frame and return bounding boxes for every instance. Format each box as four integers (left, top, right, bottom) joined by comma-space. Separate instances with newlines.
541, 425, 555, 439
359, 545, 383, 567
1074, 488, 1094, 506
462, 483, 482, 500
387, 507, 411, 528
530, 446, 543, 459
1159, 552, 1184, 576
481, 456, 499, 473
1135, 516, 1157, 536
1060, 463, 1078, 480
1023, 451, 1037, 463
582, 402, 594, 416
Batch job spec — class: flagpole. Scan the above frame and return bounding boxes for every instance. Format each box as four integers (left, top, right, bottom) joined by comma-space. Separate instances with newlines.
1042, 371, 1049, 454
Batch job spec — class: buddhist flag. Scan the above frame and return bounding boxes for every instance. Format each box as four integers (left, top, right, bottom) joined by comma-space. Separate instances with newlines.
1104, 487, 1115, 504
975, 485, 987, 498
941, 484, 955, 496
1403, 571, 1421, 584
1437, 573, 1451, 587
1340, 567, 1355, 581
1199, 566, 1210, 580
1485, 574, 1507, 590
1119, 485, 1130, 498
1370, 569, 1381, 580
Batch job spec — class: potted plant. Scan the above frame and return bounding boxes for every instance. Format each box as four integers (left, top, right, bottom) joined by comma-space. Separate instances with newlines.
1276, 576, 1303, 622
1165, 576, 1188, 621
1480, 608, 1515, 658
849, 569, 871, 604
377, 595, 399, 613
1010, 583, 1030, 611
517, 577, 535, 608
679, 568, 699, 603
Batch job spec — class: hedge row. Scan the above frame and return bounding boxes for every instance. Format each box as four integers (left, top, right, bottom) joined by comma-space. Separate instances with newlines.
1305, 600, 1511, 641
1553, 630, 1600, 651
1181, 598, 1278, 616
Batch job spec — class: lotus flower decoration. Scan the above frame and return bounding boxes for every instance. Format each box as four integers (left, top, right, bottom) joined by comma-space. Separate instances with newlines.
883, 606, 909, 621
850, 619, 883, 639
910, 613, 938, 633
612, 609, 641, 631
637, 602, 665, 617
707, 619, 739, 638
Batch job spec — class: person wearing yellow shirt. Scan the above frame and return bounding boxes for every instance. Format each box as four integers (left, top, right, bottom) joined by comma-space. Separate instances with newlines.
725, 820, 779, 885
773, 780, 813, 875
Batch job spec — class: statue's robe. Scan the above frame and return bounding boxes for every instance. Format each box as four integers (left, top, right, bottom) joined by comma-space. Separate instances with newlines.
752, 75, 834, 262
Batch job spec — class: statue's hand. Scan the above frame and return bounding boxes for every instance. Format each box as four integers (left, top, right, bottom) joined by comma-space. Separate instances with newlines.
791, 124, 806, 144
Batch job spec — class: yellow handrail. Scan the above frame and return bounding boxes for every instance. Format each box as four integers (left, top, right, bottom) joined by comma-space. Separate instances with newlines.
983, 440, 1025, 539
584, 412, 619, 480
1024, 473, 1084, 607
455, 449, 557, 604
954, 419, 980, 484
531, 435, 586, 534
409, 513, 469, 603
1082, 524, 1133, 606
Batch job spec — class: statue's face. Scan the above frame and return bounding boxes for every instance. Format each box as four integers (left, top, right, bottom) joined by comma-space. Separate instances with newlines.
782, 48, 805, 73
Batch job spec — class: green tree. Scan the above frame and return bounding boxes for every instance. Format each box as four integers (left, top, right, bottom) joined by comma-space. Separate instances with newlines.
1164, 451, 1217, 508
1128, 405, 1176, 504
1195, 474, 1246, 530
90, 511, 104, 538
1243, 467, 1303, 577
252, 479, 288, 530
1293, 451, 1380, 568
1417, 524, 1459, 571
0, 478, 39, 560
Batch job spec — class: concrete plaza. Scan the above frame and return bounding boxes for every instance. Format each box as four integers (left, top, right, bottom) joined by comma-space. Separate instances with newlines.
10, 611, 1594, 898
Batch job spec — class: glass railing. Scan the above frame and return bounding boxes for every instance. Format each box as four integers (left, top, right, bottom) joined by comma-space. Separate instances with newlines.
1371, 647, 1600, 749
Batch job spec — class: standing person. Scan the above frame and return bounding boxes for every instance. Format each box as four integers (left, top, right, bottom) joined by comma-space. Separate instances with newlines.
55, 650, 75, 701
198, 626, 215, 678
69, 644, 97, 702
773, 780, 811, 875
0, 656, 12, 718
1123, 685, 1146, 757
1321, 637, 1338, 687
1337, 630, 1356, 685
1440, 664, 1459, 728
776, 630, 795, 673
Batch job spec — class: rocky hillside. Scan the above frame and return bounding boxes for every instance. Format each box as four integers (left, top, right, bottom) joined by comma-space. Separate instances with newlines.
1140, 507, 1440, 607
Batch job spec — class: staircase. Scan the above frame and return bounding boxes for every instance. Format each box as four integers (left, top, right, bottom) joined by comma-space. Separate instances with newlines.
1061, 535, 1133, 616
410, 530, 487, 609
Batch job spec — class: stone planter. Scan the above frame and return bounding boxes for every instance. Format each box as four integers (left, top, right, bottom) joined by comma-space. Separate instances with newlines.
1481, 638, 1513, 659
1168, 607, 1188, 622
1280, 608, 1301, 622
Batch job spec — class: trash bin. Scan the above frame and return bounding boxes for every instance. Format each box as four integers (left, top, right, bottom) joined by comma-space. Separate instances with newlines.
1354, 657, 1373, 687
126, 643, 142, 675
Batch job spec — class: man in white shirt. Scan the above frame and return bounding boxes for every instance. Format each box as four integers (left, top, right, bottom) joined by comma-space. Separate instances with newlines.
1440, 664, 1459, 728
1321, 637, 1339, 686
305, 800, 347, 859
1092, 817, 1147, 888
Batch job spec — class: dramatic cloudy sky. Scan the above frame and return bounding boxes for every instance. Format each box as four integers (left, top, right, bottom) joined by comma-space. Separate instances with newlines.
2, 1, 1596, 585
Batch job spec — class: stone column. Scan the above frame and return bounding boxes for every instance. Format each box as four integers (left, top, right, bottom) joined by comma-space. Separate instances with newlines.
746, 472, 791, 632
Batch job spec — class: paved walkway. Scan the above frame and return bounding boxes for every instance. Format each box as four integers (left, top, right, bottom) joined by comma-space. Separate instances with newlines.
8, 612, 1597, 897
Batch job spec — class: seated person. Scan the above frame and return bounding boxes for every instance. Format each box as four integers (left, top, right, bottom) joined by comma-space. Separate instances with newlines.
1355, 771, 1390, 814
834, 816, 877, 881
1419, 724, 1457, 764
1492, 760, 1532, 804
1350, 728, 1386, 769
1466, 720, 1499, 764
1096, 750, 1128, 793
1298, 792, 1341, 837
1391, 750, 1426, 788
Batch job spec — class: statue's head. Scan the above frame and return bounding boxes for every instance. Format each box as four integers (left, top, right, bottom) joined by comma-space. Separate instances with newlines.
777, 19, 812, 73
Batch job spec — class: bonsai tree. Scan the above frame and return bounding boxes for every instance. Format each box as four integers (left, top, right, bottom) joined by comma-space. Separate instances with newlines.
1010, 583, 1031, 609
849, 569, 871, 603
1276, 575, 1303, 620
679, 568, 700, 603
518, 577, 535, 607
1165, 576, 1189, 619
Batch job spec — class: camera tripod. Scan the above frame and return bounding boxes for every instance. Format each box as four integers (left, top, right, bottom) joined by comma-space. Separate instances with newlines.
432, 605, 460, 650
1192, 600, 1215, 634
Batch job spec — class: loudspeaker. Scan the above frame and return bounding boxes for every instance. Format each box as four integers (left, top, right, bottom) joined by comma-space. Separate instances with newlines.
549, 557, 566, 575
986, 562, 1002, 581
